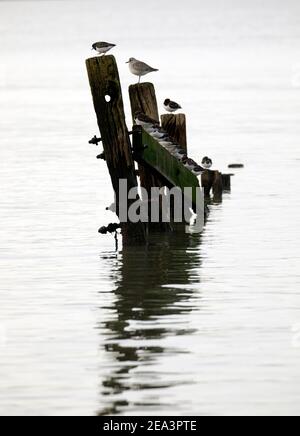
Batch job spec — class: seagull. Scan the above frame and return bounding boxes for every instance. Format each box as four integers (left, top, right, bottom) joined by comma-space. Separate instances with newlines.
201, 156, 213, 169
92, 41, 116, 55
126, 58, 158, 83
134, 112, 159, 128
164, 99, 182, 113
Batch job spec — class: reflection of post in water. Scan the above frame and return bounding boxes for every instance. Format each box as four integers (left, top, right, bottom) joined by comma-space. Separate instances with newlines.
97, 231, 202, 416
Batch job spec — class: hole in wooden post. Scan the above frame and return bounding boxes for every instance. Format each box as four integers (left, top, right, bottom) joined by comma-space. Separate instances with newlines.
105, 95, 111, 103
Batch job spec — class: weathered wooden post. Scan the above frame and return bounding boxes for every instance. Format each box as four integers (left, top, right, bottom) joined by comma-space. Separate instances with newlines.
129, 83, 160, 123
129, 83, 171, 231
129, 83, 162, 191
212, 171, 223, 202
160, 114, 188, 220
201, 170, 224, 200
86, 55, 146, 245
161, 114, 187, 152
201, 170, 214, 198
222, 174, 232, 191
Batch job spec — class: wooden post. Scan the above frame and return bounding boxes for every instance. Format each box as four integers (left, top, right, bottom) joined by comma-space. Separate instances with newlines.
160, 114, 187, 220
222, 174, 232, 191
129, 82, 163, 192
201, 170, 223, 201
161, 114, 187, 152
129, 83, 160, 123
86, 55, 146, 245
201, 170, 214, 198
129, 83, 171, 232
212, 171, 223, 202
129, 83, 160, 189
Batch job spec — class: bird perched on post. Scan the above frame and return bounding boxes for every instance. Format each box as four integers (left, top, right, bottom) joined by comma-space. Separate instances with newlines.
192, 166, 205, 176
182, 158, 198, 171
164, 99, 182, 113
134, 111, 159, 128
201, 157, 213, 169
126, 58, 158, 83
92, 41, 116, 55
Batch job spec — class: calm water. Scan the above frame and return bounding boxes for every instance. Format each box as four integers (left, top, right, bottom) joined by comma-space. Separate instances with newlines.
1, 0, 300, 416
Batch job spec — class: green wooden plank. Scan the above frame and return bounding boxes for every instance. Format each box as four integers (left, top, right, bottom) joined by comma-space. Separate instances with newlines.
133, 127, 202, 207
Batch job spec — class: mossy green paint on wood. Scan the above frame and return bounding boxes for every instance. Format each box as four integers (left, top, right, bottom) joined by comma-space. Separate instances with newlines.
133, 127, 202, 207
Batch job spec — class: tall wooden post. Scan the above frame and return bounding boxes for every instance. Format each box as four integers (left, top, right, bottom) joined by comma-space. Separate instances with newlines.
160, 114, 187, 221
86, 55, 146, 245
161, 114, 187, 152
129, 83, 160, 123
129, 83, 163, 192
129, 83, 171, 232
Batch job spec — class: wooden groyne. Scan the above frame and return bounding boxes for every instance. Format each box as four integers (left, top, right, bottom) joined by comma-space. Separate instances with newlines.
86, 55, 232, 246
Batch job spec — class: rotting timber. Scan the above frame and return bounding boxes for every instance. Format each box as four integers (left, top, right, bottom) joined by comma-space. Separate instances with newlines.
86, 55, 232, 246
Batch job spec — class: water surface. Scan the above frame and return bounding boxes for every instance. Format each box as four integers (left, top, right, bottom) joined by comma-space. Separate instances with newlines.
0, 0, 300, 416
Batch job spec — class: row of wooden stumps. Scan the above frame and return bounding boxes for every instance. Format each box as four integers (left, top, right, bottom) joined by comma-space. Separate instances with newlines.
86, 55, 231, 246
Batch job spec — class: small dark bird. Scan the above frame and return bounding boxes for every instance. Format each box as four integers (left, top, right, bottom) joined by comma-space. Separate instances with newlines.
182, 157, 198, 171
164, 99, 182, 113
134, 111, 159, 127
201, 156, 213, 169
92, 41, 116, 55
187, 158, 198, 167
193, 165, 205, 176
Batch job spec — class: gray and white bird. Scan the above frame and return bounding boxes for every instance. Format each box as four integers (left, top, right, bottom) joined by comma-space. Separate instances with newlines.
159, 140, 174, 148
201, 156, 213, 169
173, 150, 187, 160
92, 41, 116, 55
164, 99, 182, 113
126, 58, 158, 83
151, 129, 168, 139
